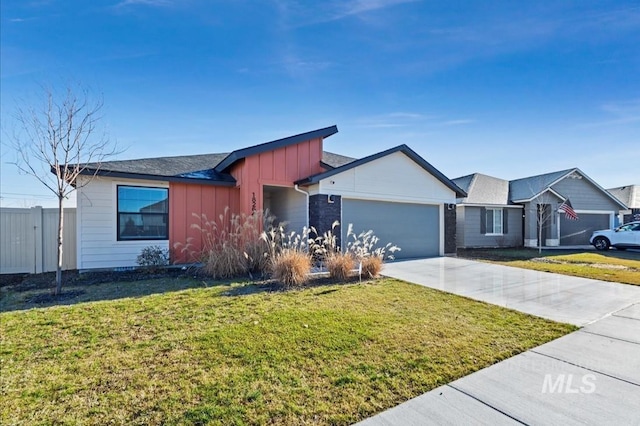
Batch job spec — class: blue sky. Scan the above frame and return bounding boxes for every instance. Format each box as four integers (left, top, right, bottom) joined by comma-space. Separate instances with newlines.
1, 0, 639, 207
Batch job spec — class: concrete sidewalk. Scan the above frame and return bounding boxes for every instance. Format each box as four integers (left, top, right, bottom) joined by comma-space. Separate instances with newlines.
357, 258, 640, 425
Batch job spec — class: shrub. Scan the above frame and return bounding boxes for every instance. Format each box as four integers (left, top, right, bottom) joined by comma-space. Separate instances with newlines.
360, 255, 383, 278
136, 246, 170, 272
271, 249, 311, 287
326, 252, 354, 280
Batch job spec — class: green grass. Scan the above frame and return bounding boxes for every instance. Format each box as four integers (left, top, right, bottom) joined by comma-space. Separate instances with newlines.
459, 248, 640, 285
0, 277, 575, 425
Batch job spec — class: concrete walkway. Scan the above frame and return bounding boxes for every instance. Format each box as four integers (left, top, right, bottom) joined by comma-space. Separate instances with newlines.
357, 258, 640, 425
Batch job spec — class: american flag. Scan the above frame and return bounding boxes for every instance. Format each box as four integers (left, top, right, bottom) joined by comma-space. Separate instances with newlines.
559, 199, 578, 220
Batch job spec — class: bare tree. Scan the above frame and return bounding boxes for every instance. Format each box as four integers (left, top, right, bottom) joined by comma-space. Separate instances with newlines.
8, 84, 119, 295
534, 192, 558, 254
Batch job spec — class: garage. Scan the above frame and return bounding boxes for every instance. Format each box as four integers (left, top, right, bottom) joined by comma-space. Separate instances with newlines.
560, 213, 610, 245
341, 199, 440, 259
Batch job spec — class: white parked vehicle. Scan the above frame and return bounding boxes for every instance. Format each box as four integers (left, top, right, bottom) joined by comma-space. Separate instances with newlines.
590, 221, 640, 251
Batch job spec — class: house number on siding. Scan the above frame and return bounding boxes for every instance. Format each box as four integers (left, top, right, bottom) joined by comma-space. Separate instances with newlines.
251, 192, 257, 213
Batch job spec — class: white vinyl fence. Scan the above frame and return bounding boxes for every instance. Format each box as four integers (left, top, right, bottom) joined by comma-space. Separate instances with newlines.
0, 207, 77, 274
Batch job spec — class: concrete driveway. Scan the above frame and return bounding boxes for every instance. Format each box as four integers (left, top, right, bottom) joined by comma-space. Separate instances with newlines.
382, 257, 640, 326
357, 257, 640, 425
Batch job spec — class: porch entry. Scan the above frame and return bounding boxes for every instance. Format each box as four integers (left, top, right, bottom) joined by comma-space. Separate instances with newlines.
263, 186, 307, 234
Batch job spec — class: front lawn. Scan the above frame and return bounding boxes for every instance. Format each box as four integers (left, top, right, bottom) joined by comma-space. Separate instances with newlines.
459, 249, 640, 285
0, 277, 575, 425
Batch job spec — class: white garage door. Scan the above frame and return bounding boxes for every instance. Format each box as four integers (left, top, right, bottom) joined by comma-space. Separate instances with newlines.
341, 199, 440, 259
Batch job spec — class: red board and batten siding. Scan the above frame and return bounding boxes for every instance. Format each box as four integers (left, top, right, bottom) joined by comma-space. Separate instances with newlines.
230, 137, 324, 215
169, 183, 240, 263
168, 137, 324, 263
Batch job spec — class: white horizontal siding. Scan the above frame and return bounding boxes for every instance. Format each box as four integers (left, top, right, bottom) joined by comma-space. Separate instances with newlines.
76, 176, 169, 270
267, 188, 307, 234
313, 151, 456, 204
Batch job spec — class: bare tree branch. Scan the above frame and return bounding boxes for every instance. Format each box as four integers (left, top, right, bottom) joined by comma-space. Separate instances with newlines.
7, 83, 122, 294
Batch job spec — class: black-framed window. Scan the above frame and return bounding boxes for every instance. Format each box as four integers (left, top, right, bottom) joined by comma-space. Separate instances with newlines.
117, 186, 168, 241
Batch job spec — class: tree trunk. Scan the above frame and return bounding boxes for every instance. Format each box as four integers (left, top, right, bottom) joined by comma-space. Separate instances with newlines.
538, 206, 543, 254
55, 197, 64, 295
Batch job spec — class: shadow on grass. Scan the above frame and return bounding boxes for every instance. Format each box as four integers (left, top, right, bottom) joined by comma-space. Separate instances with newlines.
220, 274, 367, 297
0, 269, 236, 313
1, 269, 374, 313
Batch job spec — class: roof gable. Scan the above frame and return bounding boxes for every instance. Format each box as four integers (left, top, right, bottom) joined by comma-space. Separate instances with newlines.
509, 168, 627, 208
214, 125, 338, 173
296, 144, 466, 197
509, 168, 574, 202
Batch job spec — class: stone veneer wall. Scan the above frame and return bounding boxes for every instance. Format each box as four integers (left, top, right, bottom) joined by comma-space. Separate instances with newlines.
309, 194, 341, 245
444, 203, 457, 254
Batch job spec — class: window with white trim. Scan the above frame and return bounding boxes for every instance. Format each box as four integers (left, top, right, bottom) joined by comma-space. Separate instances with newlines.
486, 208, 503, 235
117, 186, 168, 241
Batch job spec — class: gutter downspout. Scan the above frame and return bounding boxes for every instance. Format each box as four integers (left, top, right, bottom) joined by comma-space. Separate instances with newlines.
294, 184, 310, 229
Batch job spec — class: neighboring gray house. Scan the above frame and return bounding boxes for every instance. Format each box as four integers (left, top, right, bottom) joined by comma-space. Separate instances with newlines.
607, 185, 640, 224
454, 168, 627, 248
453, 173, 523, 248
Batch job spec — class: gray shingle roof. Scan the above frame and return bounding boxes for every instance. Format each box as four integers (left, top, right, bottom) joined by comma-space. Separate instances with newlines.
87, 151, 353, 178
508, 168, 575, 201
607, 185, 639, 209
451, 174, 475, 196
457, 168, 628, 209
322, 151, 356, 169
452, 173, 511, 205
90, 153, 229, 176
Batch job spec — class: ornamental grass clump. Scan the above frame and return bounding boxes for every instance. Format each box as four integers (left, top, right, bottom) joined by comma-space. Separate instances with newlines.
325, 252, 354, 280
361, 255, 383, 278
345, 224, 401, 280
306, 220, 355, 280
261, 222, 313, 287
179, 208, 273, 279
270, 249, 312, 287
